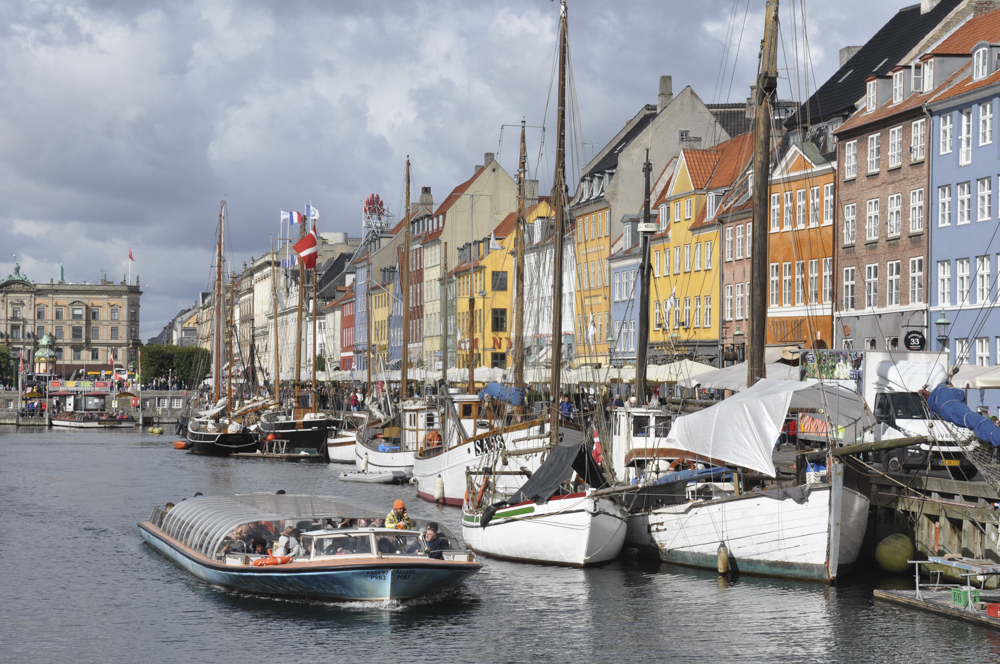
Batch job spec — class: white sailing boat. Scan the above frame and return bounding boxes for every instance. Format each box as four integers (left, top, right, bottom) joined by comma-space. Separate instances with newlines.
461, 0, 627, 567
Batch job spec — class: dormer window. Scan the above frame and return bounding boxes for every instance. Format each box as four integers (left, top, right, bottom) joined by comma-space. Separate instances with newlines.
923, 59, 934, 92
866, 80, 877, 112
623, 223, 632, 248
912, 62, 922, 93
892, 71, 904, 103
974, 47, 989, 81
706, 193, 717, 219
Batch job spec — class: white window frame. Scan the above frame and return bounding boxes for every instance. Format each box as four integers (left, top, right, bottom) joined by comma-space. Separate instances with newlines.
939, 185, 952, 226
892, 71, 904, 103
823, 257, 833, 304
725, 227, 733, 261
978, 255, 991, 304
866, 80, 877, 112
823, 183, 833, 225
685, 198, 691, 219
694, 296, 701, 328
845, 140, 858, 179
868, 133, 881, 174
742, 227, 748, 259
940, 114, 953, 155
958, 258, 970, 303
911, 119, 926, 161
958, 338, 970, 365
796, 189, 806, 229
735, 224, 744, 259
866, 198, 879, 241
958, 182, 971, 225
889, 126, 902, 168
979, 177, 992, 221
887, 193, 902, 237
735, 283, 744, 320
782, 262, 792, 306
910, 188, 924, 233
694, 242, 702, 271
809, 186, 820, 227
770, 193, 781, 231
982, 101, 993, 146
783, 191, 793, 230
705, 240, 713, 269
808, 258, 819, 305
924, 59, 934, 92
938, 260, 951, 306
725, 285, 733, 321
910, 257, 924, 305
866, 264, 879, 309
704, 296, 711, 328
843, 267, 856, 311
977, 337, 990, 367
844, 203, 856, 244
974, 47, 989, 81
684, 244, 691, 272
770, 263, 779, 307
960, 108, 972, 166
887, 260, 900, 307
795, 261, 805, 306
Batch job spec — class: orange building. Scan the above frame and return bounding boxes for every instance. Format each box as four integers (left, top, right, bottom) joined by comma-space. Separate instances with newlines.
765, 142, 836, 348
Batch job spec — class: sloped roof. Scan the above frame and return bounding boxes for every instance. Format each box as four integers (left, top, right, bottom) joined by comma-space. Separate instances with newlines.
707, 103, 752, 138
932, 65, 1000, 105
586, 106, 658, 176
706, 132, 754, 190
684, 149, 724, 189
493, 212, 518, 238
431, 165, 490, 219
931, 8, 1000, 55
785, 0, 964, 128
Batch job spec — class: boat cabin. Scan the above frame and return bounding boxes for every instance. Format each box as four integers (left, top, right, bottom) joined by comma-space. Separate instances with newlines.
609, 406, 678, 482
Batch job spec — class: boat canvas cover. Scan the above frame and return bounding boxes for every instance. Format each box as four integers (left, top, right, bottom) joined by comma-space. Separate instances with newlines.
478, 382, 523, 407
664, 379, 873, 477
502, 428, 608, 506
927, 384, 1000, 447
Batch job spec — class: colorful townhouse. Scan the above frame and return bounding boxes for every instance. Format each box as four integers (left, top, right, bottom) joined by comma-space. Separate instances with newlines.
608, 223, 641, 365
928, 9, 1000, 413
716, 170, 752, 364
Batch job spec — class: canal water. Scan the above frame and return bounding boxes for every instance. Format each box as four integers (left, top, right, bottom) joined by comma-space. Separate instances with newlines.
1, 429, 997, 664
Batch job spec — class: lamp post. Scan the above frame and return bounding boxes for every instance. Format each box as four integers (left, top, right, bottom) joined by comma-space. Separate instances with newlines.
935, 313, 951, 353
733, 325, 744, 364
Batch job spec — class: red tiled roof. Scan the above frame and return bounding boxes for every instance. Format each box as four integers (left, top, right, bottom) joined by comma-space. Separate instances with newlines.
683, 149, 723, 189
932, 9, 1000, 55
929, 63, 1000, 105
706, 132, 754, 190
493, 212, 517, 238
835, 65, 968, 134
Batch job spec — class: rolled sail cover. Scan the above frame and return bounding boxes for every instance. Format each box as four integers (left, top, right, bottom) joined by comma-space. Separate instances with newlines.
927, 384, 1000, 447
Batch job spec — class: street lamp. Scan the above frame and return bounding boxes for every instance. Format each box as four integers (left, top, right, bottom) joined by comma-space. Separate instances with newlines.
733, 325, 745, 363
935, 313, 951, 351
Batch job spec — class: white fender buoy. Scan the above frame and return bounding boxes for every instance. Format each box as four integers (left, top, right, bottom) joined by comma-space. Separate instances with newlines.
717, 542, 730, 575
409, 476, 419, 485
434, 475, 445, 502
361, 452, 369, 473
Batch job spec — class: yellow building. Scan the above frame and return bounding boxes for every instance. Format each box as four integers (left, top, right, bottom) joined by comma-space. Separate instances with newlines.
649, 132, 753, 362
572, 199, 612, 367
370, 274, 393, 368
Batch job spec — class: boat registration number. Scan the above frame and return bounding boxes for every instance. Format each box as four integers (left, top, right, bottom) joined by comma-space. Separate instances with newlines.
938, 459, 960, 467
367, 571, 387, 580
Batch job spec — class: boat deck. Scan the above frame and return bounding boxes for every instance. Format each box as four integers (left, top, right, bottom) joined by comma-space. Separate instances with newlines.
874, 588, 1000, 629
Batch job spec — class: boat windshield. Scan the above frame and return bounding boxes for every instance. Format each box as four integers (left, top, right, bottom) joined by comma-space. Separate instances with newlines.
310, 533, 374, 557
374, 532, 424, 556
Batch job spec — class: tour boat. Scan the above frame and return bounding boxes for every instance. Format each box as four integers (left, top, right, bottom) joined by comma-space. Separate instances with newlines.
51, 411, 136, 428
139, 493, 482, 601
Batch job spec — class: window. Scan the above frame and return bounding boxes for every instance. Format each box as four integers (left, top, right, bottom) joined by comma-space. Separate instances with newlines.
979, 177, 992, 221
844, 203, 856, 244
866, 199, 879, 241
744, 284, 749, 321
55, 347, 62, 360
770, 193, 781, 230
961, 109, 972, 165
491, 308, 506, 333
866, 264, 879, 308
36, 307, 44, 320
9, 325, 20, 339
742, 228, 748, 259
938, 261, 951, 306
910, 189, 924, 233
694, 243, 702, 271
73, 348, 81, 361
783, 191, 793, 229
978, 256, 991, 304
910, 257, 923, 305
683, 298, 690, 327
809, 259, 819, 305
770, 263, 779, 307
795, 261, 805, 305
91, 308, 100, 321
868, 133, 881, 173
735, 225, 743, 259
705, 240, 713, 269
958, 182, 971, 224
685, 199, 691, 219
893, 70, 904, 103
674, 247, 680, 275
888, 126, 902, 168
924, 59, 934, 91
54, 326, 63, 340
735, 283, 744, 319
982, 102, 994, 146
71, 326, 83, 339
725, 285, 733, 320
684, 244, 691, 272
674, 202, 680, 223
654, 301, 661, 329
653, 252, 660, 277
10, 306, 20, 320
91, 326, 99, 340
704, 296, 711, 327
887, 261, 900, 306
975, 47, 989, 81
866, 80, 877, 112
629, 321, 636, 351
796, 189, 806, 228
613, 273, 620, 301
887, 194, 901, 236
492, 271, 508, 291
662, 252, 668, 277
939, 186, 952, 226
958, 258, 970, 303
844, 268, 856, 310
36, 326, 43, 337
823, 258, 833, 304
91, 348, 100, 361
782, 262, 792, 306
111, 327, 119, 340
823, 184, 833, 225
694, 297, 702, 327
911, 119, 926, 161
845, 140, 858, 179
706, 193, 717, 219
958, 338, 971, 364
978, 338, 990, 366
111, 308, 119, 321
940, 114, 953, 154
72, 307, 84, 320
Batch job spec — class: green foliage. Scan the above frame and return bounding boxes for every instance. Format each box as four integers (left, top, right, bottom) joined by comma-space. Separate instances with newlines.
173, 346, 211, 387
140, 345, 176, 382
0, 345, 11, 384
316, 354, 326, 372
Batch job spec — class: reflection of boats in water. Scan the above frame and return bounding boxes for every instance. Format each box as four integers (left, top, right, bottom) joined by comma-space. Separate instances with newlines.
139, 493, 481, 601
51, 411, 136, 428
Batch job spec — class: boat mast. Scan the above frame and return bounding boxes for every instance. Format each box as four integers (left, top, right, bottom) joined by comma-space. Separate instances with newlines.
312, 257, 318, 413
401, 157, 411, 400
214, 200, 224, 404
441, 242, 448, 388
549, 0, 568, 443
635, 148, 653, 406
294, 218, 306, 412
366, 240, 373, 399
748, 0, 779, 388
270, 237, 280, 403
513, 120, 527, 410
467, 196, 475, 395
227, 271, 235, 415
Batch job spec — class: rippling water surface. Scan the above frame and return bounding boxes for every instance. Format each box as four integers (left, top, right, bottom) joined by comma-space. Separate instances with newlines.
1, 429, 997, 663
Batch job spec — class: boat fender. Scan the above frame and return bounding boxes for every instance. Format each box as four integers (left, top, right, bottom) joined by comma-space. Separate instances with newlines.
408, 477, 418, 485
433, 475, 445, 502
172, 441, 187, 450
717, 542, 730, 575
361, 453, 369, 473
669, 458, 697, 473
480, 504, 498, 529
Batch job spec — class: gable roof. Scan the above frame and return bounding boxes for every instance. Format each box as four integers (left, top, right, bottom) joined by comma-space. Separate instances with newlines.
931, 8, 1000, 55
785, 0, 964, 128
706, 132, 755, 190
431, 164, 491, 219
584, 105, 658, 177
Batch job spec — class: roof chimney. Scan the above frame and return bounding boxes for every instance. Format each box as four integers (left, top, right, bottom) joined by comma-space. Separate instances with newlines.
839, 46, 861, 68
483, 152, 495, 167
921, 0, 942, 14
658, 75, 673, 113
525, 179, 539, 207
974, 0, 1000, 16
474, 164, 484, 174
412, 186, 433, 217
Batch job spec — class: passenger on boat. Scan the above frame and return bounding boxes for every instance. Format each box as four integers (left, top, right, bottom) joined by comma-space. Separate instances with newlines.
274, 527, 298, 556
221, 524, 254, 553
164, 502, 175, 513
384, 500, 414, 530
376, 535, 395, 554
251, 538, 267, 555
337, 518, 354, 529
421, 522, 444, 560
559, 395, 574, 421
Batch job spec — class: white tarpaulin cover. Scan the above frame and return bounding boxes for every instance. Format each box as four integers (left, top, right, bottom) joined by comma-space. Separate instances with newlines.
664, 379, 873, 477
647, 359, 715, 383
676, 361, 799, 391
952, 363, 1000, 389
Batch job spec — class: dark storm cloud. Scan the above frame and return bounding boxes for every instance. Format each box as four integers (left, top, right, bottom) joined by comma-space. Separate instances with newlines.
0, 0, 900, 336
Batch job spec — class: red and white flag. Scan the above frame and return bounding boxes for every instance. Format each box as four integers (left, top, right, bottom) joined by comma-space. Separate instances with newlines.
292, 225, 319, 269
19, 350, 24, 373
128, 247, 135, 262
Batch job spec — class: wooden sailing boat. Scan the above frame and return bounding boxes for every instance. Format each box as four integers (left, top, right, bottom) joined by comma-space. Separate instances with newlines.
460, 0, 627, 566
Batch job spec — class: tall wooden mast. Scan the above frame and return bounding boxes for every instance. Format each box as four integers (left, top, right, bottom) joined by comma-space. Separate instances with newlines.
227, 271, 235, 415
635, 148, 653, 405
293, 216, 306, 412
269, 237, 280, 403
513, 119, 527, 409
748, 0, 779, 388
467, 196, 476, 395
549, 0, 568, 443
401, 158, 411, 400
311, 260, 318, 413
213, 200, 224, 404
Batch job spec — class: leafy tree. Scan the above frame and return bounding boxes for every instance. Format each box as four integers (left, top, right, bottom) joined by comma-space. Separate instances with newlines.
0, 345, 12, 385
316, 355, 326, 372
173, 347, 211, 388
140, 344, 177, 382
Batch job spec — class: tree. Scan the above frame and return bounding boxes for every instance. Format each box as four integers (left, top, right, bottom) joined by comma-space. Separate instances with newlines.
0, 345, 11, 385
173, 347, 211, 388
316, 355, 326, 372
140, 344, 177, 382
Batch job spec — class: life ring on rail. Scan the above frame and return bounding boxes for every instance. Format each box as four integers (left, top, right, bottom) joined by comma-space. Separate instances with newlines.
424, 430, 442, 447
668, 458, 697, 472
253, 549, 293, 566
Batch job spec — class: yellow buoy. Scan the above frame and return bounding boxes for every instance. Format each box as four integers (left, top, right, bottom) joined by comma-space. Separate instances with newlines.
875, 533, 914, 574
717, 542, 730, 575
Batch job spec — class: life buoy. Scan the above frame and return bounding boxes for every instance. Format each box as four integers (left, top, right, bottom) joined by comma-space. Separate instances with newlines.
424, 430, 442, 447
668, 458, 697, 472
253, 549, 293, 566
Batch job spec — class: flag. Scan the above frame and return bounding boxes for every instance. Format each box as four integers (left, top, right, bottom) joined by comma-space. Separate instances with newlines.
489, 231, 502, 252
19, 350, 24, 373
110, 349, 115, 367
128, 247, 135, 262
289, 211, 304, 224
280, 210, 291, 224
588, 313, 598, 344
664, 286, 676, 325
292, 225, 319, 269
306, 204, 319, 221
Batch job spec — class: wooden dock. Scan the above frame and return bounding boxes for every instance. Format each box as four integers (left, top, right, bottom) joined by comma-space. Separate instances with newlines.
874, 588, 1000, 629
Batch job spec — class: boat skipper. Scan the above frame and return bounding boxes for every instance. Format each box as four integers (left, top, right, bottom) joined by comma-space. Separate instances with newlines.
385, 499, 414, 530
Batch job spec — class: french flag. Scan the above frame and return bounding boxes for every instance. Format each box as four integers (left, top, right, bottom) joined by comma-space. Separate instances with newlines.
290, 211, 303, 224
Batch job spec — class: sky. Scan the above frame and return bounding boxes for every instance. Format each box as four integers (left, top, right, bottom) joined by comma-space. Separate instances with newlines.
0, 0, 905, 339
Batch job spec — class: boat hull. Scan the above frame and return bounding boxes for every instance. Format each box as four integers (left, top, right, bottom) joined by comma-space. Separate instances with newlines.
327, 432, 357, 463
51, 417, 135, 429
647, 470, 868, 582
187, 428, 259, 456
259, 417, 333, 455
462, 494, 627, 567
139, 522, 479, 601
355, 441, 414, 477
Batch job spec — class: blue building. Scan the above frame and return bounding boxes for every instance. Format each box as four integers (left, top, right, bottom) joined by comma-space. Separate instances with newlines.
608, 218, 641, 367
929, 32, 1000, 414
